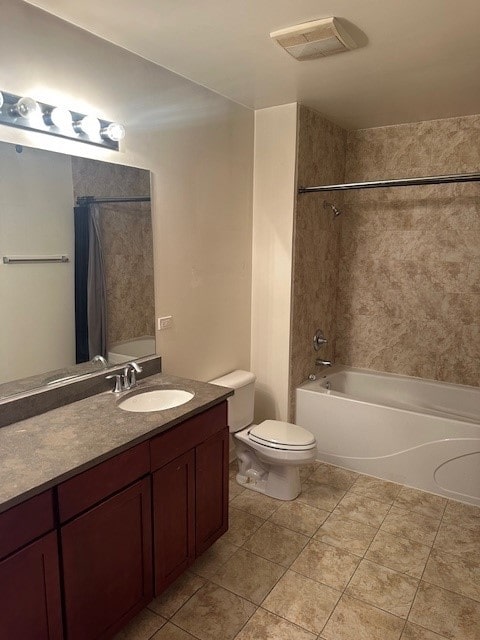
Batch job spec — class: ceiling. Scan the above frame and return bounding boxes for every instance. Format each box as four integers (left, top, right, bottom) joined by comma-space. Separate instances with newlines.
25, 0, 480, 129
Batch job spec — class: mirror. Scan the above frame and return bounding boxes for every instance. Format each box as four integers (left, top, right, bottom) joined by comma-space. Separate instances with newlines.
0, 141, 155, 399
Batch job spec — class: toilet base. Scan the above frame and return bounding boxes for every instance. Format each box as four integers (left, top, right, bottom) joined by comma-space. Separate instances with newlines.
234, 447, 302, 500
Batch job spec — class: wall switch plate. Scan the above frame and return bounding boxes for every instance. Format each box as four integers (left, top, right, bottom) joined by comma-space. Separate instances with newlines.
157, 315, 173, 330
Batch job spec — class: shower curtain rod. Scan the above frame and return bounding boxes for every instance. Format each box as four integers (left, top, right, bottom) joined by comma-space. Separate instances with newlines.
76, 196, 151, 205
298, 171, 480, 194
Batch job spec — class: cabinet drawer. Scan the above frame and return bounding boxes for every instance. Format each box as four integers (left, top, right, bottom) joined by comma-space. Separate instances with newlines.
0, 491, 54, 561
58, 442, 149, 522
150, 402, 227, 471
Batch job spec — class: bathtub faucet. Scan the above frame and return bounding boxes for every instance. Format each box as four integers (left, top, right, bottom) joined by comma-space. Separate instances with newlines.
315, 358, 332, 367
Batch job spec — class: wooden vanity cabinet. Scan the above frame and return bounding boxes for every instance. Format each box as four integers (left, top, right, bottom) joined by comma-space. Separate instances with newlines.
58, 443, 152, 640
0, 400, 229, 640
151, 403, 229, 593
0, 492, 63, 640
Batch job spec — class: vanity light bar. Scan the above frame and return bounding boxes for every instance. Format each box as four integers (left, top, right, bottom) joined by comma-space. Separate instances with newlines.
0, 90, 124, 151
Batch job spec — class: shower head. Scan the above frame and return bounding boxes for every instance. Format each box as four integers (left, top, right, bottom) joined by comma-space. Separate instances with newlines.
323, 200, 342, 217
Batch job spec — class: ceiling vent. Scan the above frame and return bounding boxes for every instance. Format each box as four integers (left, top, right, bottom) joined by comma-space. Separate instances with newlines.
270, 17, 357, 61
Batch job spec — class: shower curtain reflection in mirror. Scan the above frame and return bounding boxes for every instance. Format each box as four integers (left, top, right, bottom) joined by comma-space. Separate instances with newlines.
74, 202, 107, 363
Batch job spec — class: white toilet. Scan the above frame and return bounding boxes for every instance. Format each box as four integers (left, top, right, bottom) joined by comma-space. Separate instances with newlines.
210, 370, 317, 500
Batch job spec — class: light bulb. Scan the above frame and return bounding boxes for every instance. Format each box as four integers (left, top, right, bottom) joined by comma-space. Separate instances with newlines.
44, 106, 73, 130
9, 96, 40, 119
74, 115, 101, 137
101, 122, 125, 142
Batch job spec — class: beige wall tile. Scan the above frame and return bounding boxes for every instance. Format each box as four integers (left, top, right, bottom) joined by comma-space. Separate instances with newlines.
289, 105, 346, 418
335, 115, 480, 385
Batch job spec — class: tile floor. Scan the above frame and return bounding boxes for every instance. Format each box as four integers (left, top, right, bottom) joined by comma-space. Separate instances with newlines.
115, 461, 480, 640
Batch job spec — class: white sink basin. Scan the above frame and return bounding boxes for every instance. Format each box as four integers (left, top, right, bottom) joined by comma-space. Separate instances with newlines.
118, 389, 194, 412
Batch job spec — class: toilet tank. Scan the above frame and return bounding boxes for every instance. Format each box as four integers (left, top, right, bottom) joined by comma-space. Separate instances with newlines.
209, 370, 256, 433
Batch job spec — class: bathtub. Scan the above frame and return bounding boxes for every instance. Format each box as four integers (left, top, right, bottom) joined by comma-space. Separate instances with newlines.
107, 336, 156, 365
296, 366, 480, 506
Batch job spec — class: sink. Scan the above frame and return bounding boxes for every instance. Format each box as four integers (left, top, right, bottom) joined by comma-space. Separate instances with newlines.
118, 389, 194, 412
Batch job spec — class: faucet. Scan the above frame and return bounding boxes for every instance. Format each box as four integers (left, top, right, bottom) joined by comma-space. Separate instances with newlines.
106, 361, 143, 393
315, 358, 332, 367
92, 354, 108, 368
123, 361, 143, 390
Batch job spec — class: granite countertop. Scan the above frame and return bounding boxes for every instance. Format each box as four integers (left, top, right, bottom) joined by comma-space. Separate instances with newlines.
0, 373, 232, 515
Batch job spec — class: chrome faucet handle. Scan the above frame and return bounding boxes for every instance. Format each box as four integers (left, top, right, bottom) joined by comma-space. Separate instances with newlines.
123, 362, 143, 389
313, 329, 328, 351
106, 374, 123, 393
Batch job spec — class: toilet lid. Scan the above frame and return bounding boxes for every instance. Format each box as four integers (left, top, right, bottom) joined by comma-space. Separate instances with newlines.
249, 420, 315, 448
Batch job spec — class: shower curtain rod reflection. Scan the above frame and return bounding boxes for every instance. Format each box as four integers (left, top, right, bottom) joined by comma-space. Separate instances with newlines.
298, 171, 480, 193
76, 195, 151, 205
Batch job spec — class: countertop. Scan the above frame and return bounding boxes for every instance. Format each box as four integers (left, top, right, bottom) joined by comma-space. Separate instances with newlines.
0, 373, 233, 515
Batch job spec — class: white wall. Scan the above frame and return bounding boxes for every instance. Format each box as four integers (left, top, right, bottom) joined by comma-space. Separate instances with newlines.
0, 0, 254, 382
251, 104, 298, 422
0, 145, 75, 383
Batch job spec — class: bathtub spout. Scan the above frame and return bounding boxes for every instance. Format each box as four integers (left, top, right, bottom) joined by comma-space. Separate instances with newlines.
316, 358, 332, 367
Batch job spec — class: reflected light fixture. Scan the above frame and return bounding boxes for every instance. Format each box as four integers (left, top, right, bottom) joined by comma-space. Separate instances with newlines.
9, 96, 40, 119
43, 106, 73, 131
101, 122, 125, 142
0, 89, 125, 150
73, 114, 101, 137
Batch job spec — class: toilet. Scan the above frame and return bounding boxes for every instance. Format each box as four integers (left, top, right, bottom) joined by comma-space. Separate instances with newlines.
210, 370, 317, 500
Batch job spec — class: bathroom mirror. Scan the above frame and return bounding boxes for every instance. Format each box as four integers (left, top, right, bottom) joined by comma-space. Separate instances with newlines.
0, 141, 155, 399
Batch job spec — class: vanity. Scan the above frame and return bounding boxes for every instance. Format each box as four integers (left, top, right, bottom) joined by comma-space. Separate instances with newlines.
0, 371, 232, 640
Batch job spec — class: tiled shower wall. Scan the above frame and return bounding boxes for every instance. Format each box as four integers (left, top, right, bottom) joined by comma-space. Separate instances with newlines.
337, 115, 480, 385
290, 110, 480, 415
72, 158, 155, 349
289, 106, 346, 418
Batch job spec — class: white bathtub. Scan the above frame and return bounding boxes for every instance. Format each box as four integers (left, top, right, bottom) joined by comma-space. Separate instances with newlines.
107, 336, 156, 365
296, 366, 480, 506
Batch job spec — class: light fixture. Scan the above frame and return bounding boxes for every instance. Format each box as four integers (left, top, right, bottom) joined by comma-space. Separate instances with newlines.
101, 122, 125, 142
74, 114, 101, 137
9, 96, 40, 119
0, 89, 124, 150
43, 106, 73, 131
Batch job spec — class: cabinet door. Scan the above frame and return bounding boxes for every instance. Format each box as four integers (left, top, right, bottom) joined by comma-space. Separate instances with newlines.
62, 477, 152, 640
153, 450, 195, 593
0, 531, 62, 640
195, 428, 229, 555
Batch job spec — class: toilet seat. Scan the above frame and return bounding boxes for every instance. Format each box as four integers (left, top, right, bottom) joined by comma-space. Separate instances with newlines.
248, 420, 316, 451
